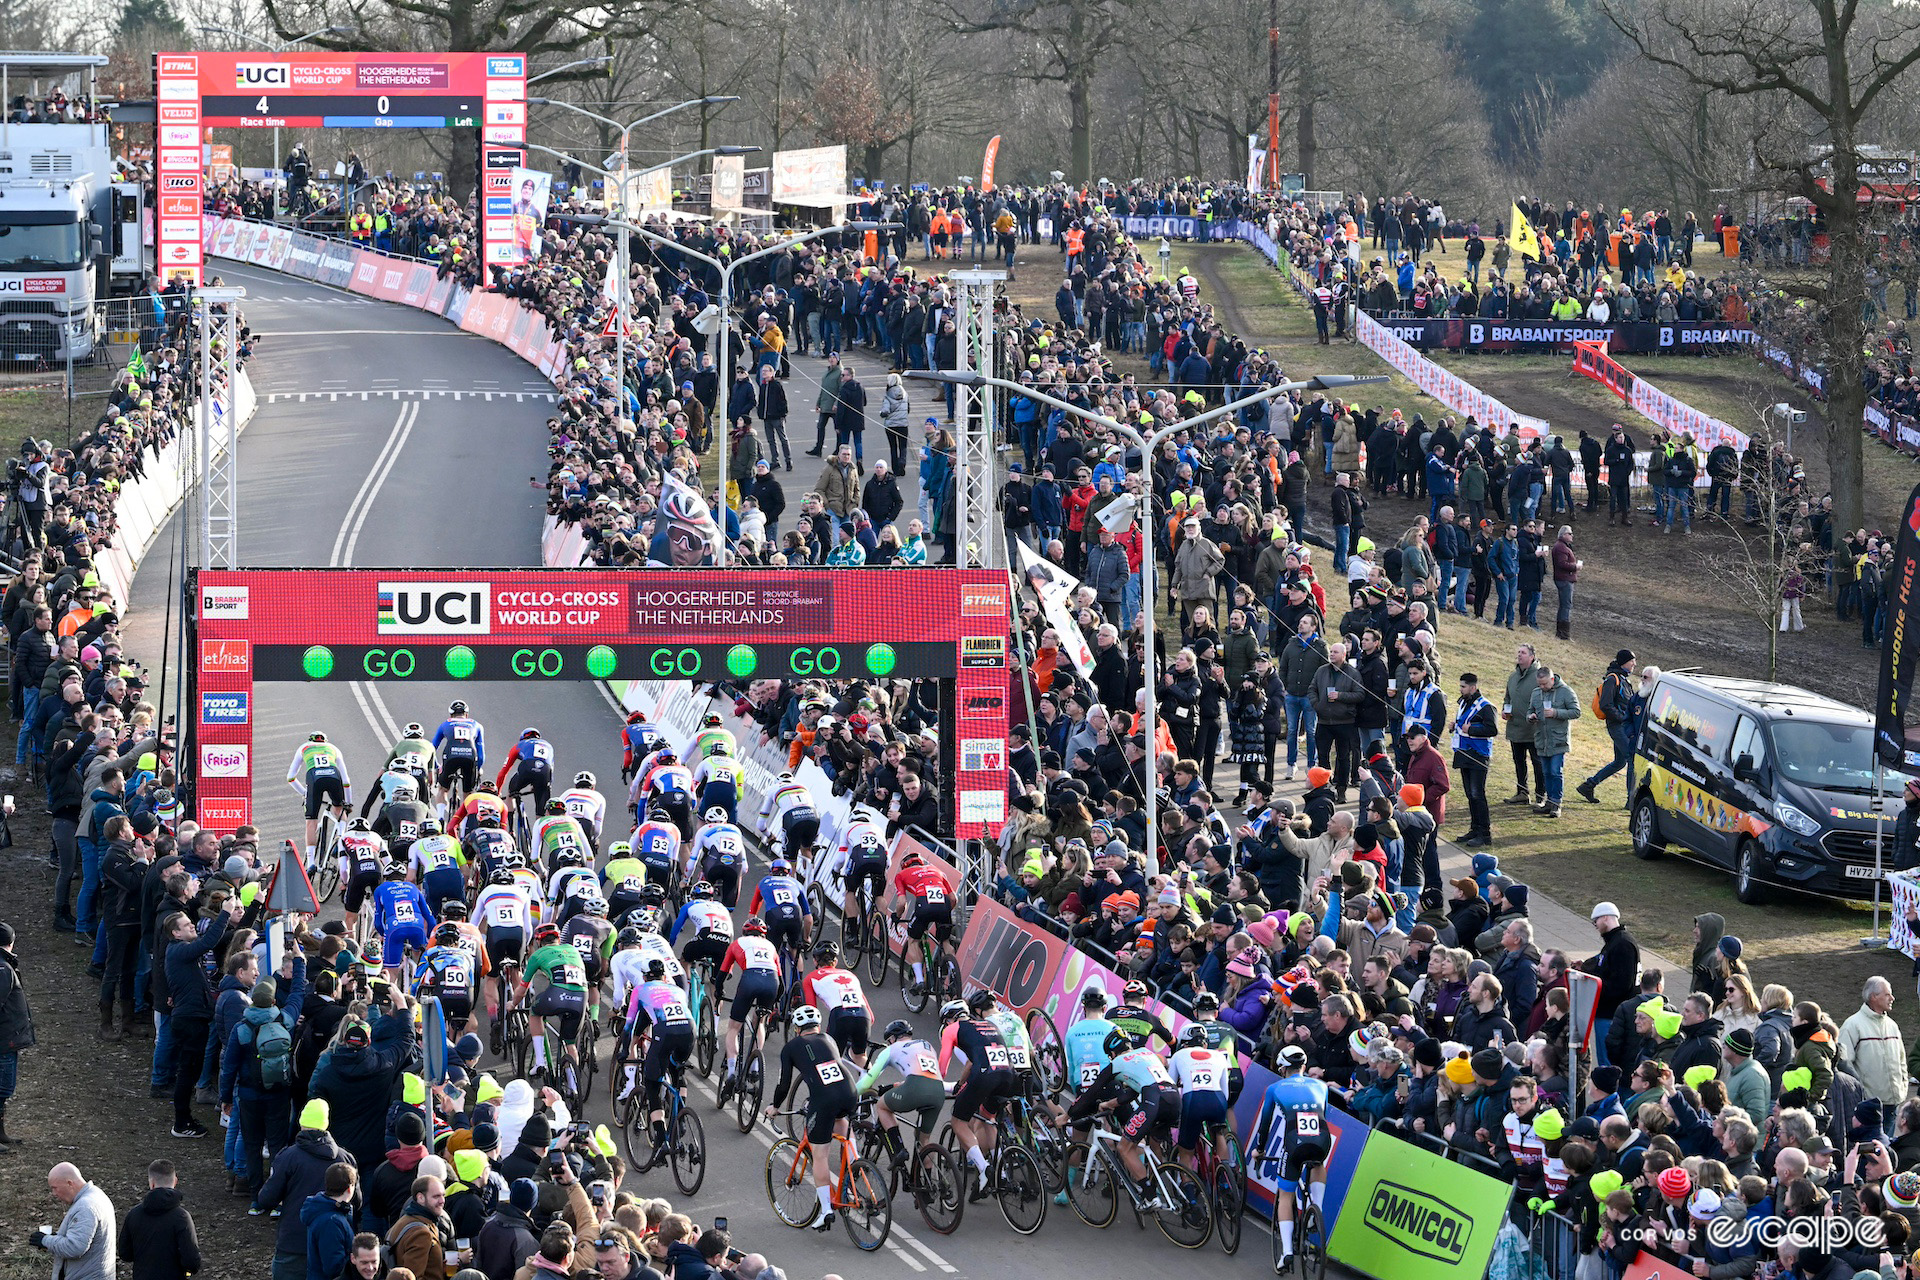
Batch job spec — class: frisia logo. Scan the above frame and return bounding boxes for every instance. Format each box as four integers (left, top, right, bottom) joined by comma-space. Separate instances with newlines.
1363, 1181, 1472, 1264
199, 744, 249, 778
378, 582, 490, 634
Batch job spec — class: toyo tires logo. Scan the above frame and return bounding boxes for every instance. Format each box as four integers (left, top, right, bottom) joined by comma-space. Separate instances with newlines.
1363, 1181, 1471, 1264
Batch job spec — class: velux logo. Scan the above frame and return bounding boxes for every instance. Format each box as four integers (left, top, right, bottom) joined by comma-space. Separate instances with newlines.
378, 582, 490, 634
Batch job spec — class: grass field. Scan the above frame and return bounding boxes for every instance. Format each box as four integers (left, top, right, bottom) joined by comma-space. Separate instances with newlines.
1182, 239, 1902, 1019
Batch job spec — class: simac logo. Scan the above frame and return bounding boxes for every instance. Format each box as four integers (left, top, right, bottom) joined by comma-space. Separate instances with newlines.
234, 62, 290, 89
378, 582, 490, 634
199, 744, 249, 778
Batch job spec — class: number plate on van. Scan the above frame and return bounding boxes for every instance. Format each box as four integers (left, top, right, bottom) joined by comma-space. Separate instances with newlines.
1845, 864, 1883, 879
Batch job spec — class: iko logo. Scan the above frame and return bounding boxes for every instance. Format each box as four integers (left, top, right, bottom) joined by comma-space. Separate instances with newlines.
959, 688, 1005, 720
200, 692, 249, 725
200, 585, 248, 618
198, 797, 249, 829
234, 62, 290, 89
199, 743, 250, 778
200, 639, 249, 674
378, 582, 490, 634
1362, 1181, 1471, 1265
162, 175, 200, 191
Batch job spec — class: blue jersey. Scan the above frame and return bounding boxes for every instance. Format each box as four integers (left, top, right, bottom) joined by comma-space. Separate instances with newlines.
624, 722, 661, 756
754, 874, 810, 921
372, 880, 435, 938
433, 717, 485, 763
1257, 1075, 1330, 1157
634, 821, 679, 869
1064, 1015, 1117, 1094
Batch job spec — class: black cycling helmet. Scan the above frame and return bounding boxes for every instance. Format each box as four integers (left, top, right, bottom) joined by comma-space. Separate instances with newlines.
449, 700, 467, 716
477, 780, 498, 794
1103, 1029, 1135, 1057
441, 900, 468, 921
1192, 991, 1221, 1013
308, 731, 327, 742
638, 884, 667, 907
884, 1018, 914, 1042
434, 923, 462, 946
617, 926, 645, 948
689, 880, 715, 900
811, 939, 840, 962
544, 800, 567, 816
703, 713, 722, 727
383, 861, 407, 878
489, 868, 515, 887
643, 959, 667, 981
966, 989, 996, 1016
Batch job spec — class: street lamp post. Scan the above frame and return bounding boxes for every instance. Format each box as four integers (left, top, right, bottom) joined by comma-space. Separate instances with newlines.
557, 213, 897, 565
909, 368, 1384, 854
528, 143, 756, 429
197, 25, 350, 185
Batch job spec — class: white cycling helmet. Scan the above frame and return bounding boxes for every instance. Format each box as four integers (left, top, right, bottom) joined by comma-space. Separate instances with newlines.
789, 1004, 822, 1032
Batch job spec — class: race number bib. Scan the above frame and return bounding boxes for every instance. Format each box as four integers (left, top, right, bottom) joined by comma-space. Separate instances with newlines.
573, 937, 597, 958
817, 1060, 846, 1085
658, 999, 690, 1023
838, 986, 864, 1010
621, 875, 644, 892
1007, 1044, 1031, 1070
914, 1050, 940, 1076
492, 902, 519, 926
559, 961, 587, 987
1188, 1067, 1216, 1090
770, 887, 797, 906
983, 1045, 1010, 1069
1080, 1062, 1101, 1089
925, 886, 947, 905
1294, 1111, 1322, 1138
443, 963, 470, 987
392, 901, 417, 923
395, 820, 419, 840
452, 725, 475, 743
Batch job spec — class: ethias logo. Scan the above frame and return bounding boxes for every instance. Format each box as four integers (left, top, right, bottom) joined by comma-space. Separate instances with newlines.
378, 582, 490, 634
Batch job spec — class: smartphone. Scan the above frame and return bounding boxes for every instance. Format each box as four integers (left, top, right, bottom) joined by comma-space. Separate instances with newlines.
713, 1216, 728, 1233
371, 980, 391, 1004
589, 1186, 607, 1207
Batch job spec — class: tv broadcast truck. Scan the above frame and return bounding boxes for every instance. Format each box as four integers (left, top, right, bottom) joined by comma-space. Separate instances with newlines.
0, 53, 146, 365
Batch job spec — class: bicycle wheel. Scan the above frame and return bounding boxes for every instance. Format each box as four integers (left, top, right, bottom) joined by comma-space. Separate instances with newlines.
310, 857, 339, 904
1299, 1202, 1326, 1280
609, 1046, 636, 1130
840, 1156, 894, 1252
671, 1106, 707, 1196
1270, 1186, 1289, 1275
1024, 1006, 1068, 1099
995, 1142, 1049, 1236
1212, 1160, 1244, 1255
1152, 1162, 1212, 1249
902, 944, 931, 1014
695, 987, 717, 1078
509, 1012, 531, 1081
841, 897, 865, 958
864, 908, 890, 986
766, 1138, 818, 1228
735, 1050, 763, 1134
853, 1121, 893, 1192
622, 1104, 651, 1171
1028, 1116, 1068, 1194
1065, 1141, 1118, 1228
576, 1021, 599, 1109
913, 1142, 965, 1235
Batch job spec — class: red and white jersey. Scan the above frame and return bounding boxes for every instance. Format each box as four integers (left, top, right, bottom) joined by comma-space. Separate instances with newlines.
1170, 1046, 1233, 1098
340, 832, 386, 868
475, 883, 531, 932
802, 965, 870, 1017
723, 935, 782, 977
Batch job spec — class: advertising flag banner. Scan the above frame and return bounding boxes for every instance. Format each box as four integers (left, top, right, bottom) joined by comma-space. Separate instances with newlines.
981, 135, 1002, 192
1876, 482, 1920, 774
505, 166, 550, 262
1016, 542, 1094, 676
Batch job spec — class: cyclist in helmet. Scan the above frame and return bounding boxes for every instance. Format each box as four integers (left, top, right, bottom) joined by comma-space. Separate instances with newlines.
747, 857, 813, 972
1251, 1044, 1329, 1273
387, 725, 435, 798
557, 770, 606, 852
833, 804, 890, 958
689, 714, 736, 774
800, 939, 872, 1067
687, 806, 747, 908
619, 711, 664, 785
362, 756, 419, 823
371, 772, 431, 860
287, 732, 353, 870
718, 917, 782, 1100
1102, 1024, 1180, 1203
413, 921, 479, 1034
892, 848, 958, 998
598, 840, 650, 922
1186, 990, 1244, 1103
630, 746, 693, 840
624, 958, 695, 1166
938, 993, 1020, 1201
1170, 1022, 1236, 1164
670, 879, 735, 973
511, 920, 589, 1087
629, 801, 682, 893
757, 770, 818, 861
692, 736, 743, 825
557, 893, 616, 1007
532, 803, 592, 877
406, 815, 468, 916
494, 727, 555, 821
765, 1001, 860, 1234
369, 860, 436, 984
336, 818, 388, 939
432, 700, 485, 814
857, 1017, 946, 1168
1109, 979, 1174, 1050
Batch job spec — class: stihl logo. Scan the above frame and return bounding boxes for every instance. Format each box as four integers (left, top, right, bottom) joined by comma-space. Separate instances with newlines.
158, 56, 198, 75
961, 583, 1007, 615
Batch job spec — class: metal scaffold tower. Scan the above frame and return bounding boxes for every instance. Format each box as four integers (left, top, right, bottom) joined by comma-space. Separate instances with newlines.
948, 269, 1004, 571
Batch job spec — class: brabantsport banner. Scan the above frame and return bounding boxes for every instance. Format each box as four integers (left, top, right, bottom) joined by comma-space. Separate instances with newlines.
1875, 481, 1920, 774
1377, 316, 1758, 354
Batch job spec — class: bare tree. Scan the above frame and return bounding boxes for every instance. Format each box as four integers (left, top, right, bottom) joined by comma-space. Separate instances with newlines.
1600, 0, 1920, 538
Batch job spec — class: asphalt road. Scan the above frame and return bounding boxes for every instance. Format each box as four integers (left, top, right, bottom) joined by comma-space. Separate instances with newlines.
119, 262, 1304, 1280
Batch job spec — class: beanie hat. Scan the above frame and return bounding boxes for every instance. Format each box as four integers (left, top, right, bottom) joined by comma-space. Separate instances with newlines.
520, 1115, 552, 1151
1227, 952, 1256, 978
1248, 919, 1281, 952
1589, 1065, 1621, 1094
509, 1178, 539, 1213
299, 1099, 330, 1131
1470, 1047, 1504, 1081
250, 979, 277, 1008
1399, 783, 1425, 808
1781, 1066, 1814, 1095
1657, 1166, 1693, 1200
396, 1112, 427, 1146
402, 1073, 427, 1106
1414, 1039, 1445, 1070
455, 1033, 484, 1061
1886, 1172, 1920, 1210
1307, 766, 1332, 789
470, 1122, 500, 1154
1533, 1108, 1565, 1141
1444, 1054, 1476, 1086
475, 1073, 504, 1105
1653, 1009, 1684, 1040
1588, 1170, 1624, 1200
1353, 823, 1379, 852
1688, 1189, 1722, 1221
451, 1148, 489, 1186
1724, 1028, 1756, 1058
1718, 935, 1743, 961
1683, 1065, 1718, 1092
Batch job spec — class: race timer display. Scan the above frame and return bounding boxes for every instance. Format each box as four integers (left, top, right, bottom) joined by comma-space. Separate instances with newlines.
261, 640, 943, 682
184, 52, 524, 130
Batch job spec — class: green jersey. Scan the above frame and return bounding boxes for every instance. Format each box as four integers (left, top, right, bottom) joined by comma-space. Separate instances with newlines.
537, 817, 590, 861
525, 942, 588, 992
692, 728, 735, 762
601, 857, 647, 896
391, 736, 434, 767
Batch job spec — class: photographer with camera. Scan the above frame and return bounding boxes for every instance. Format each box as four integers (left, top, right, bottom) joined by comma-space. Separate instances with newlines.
6, 439, 50, 552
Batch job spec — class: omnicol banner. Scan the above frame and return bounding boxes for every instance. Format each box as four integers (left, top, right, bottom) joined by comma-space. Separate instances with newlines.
1326, 1128, 1510, 1280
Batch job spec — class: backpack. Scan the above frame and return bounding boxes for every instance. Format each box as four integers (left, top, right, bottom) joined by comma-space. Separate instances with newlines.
1590, 678, 1606, 721
242, 1015, 294, 1090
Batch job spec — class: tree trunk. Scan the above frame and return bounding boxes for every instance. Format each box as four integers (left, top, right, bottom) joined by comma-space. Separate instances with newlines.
1824, 178, 1869, 539
450, 125, 477, 204
1068, 66, 1093, 184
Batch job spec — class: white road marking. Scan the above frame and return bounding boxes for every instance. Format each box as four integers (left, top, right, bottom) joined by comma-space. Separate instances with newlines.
327, 399, 418, 747
265, 390, 555, 404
